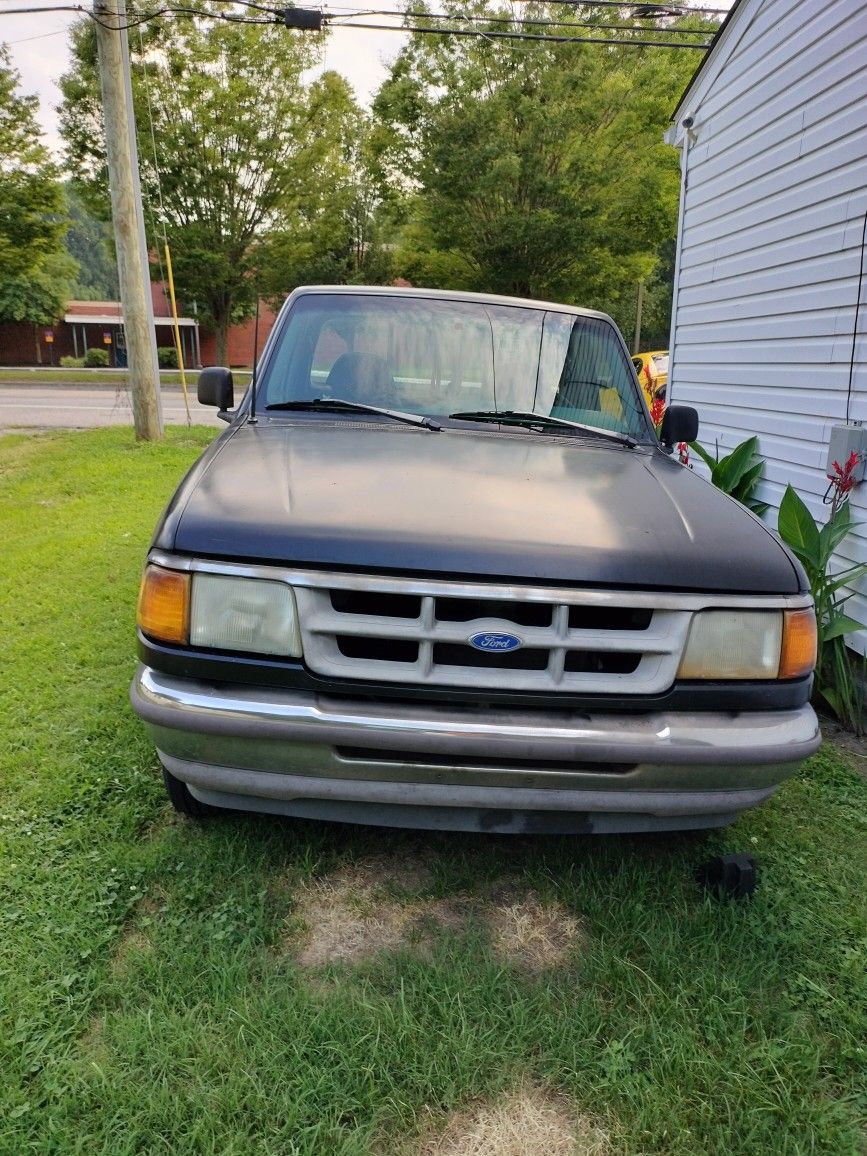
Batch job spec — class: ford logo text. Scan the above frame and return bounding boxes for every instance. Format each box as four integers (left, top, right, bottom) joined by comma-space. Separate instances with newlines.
468, 631, 523, 653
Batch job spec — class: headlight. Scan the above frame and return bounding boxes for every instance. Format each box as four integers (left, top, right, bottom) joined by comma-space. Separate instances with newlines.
190, 573, 302, 657
137, 565, 304, 656
677, 608, 816, 680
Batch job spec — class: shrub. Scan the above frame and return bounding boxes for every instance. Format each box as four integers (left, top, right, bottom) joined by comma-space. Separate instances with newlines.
157, 346, 178, 369
84, 347, 110, 368
690, 436, 768, 515
679, 429, 864, 728
59, 356, 85, 369
778, 480, 867, 731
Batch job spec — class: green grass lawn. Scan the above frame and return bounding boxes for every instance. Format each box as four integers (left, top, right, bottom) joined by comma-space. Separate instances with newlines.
1, 428, 865, 1155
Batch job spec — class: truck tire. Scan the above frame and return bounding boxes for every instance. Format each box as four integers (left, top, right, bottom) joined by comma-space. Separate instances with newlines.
162, 764, 218, 819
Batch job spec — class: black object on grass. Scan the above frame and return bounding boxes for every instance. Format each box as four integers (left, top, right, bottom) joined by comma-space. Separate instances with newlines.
696, 852, 758, 900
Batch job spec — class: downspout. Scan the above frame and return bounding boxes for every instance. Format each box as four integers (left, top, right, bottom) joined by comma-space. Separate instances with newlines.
666, 114, 695, 404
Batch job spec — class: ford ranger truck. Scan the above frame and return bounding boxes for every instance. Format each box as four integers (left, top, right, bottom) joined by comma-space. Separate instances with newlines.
130, 286, 820, 833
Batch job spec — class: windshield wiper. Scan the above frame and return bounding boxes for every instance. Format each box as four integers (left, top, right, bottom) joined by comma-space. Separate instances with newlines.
448, 409, 636, 448
265, 397, 440, 431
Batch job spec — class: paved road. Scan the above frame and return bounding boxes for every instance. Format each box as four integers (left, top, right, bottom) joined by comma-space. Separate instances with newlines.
0, 384, 224, 430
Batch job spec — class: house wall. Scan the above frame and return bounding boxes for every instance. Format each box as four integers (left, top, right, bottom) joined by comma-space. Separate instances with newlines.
668, 0, 867, 645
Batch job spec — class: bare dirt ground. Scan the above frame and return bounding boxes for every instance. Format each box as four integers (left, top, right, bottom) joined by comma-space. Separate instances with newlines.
821, 713, 867, 777
287, 852, 584, 973
406, 1085, 610, 1156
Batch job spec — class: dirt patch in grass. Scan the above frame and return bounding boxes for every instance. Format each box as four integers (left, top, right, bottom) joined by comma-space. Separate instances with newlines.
110, 895, 161, 976
346, 849, 438, 893
487, 886, 583, 972
78, 1014, 111, 1065
290, 853, 440, 967
410, 1085, 610, 1156
293, 870, 414, 967
140, 803, 182, 841
820, 714, 867, 778
288, 854, 582, 971
110, 928, 153, 977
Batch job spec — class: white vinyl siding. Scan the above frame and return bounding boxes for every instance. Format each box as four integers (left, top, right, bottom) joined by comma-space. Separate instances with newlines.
668, 0, 867, 648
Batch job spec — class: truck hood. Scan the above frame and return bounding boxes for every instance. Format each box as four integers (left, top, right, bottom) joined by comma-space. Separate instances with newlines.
160, 421, 802, 593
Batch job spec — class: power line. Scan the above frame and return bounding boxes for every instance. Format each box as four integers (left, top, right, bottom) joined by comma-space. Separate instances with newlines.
0, 6, 88, 15
0, 3, 280, 28
327, 20, 712, 48
89, 4, 276, 28
136, 21, 168, 286
0, 1, 718, 51
6, 27, 71, 43
515, 0, 728, 12
326, 9, 714, 37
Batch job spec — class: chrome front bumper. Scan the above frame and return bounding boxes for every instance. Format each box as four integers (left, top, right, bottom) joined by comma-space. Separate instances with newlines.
131, 665, 821, 833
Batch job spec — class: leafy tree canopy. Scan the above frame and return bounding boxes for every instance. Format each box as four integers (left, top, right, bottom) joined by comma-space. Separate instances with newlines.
0, 250, 78, 326
372, 4, 715, 329
0, 43, 71, 295
64, 183, 118, 300
59, 11, 363, 361
256, 82, 395, 302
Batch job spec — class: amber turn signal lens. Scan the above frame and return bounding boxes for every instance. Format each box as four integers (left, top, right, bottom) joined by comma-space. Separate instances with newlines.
137, 565, 190, 645
778, 608, 817, 680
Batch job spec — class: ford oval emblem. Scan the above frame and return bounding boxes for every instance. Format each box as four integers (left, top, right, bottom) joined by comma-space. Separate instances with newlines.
468, 631, 523, 653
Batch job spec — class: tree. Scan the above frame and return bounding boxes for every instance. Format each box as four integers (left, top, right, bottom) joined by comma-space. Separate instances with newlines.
635, 237, 677, 351
372, 4, 715, 314
0, 44, 76, 351
257, 79, 394, 298
59, 13, 351, 362
0, 44, 70, 283
64, 184, 118, 300
0, 250, 78, 362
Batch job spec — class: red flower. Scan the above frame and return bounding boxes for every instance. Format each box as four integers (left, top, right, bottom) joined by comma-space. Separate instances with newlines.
827, 450, 860, 495
677, 441, 690, 467
650, 396, 666, 428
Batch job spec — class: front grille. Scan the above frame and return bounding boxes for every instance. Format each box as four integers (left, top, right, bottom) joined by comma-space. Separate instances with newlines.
336, 635, 419, 663
568, 605, 651, 631
433, 642, 550, 670
564, 650, 641, 674
295, 576, 692, 694
436, 597, 554, 627
331, 590, 421, 619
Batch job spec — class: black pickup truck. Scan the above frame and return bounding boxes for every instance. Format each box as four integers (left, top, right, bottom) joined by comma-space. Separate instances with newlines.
131, 286, 820, 833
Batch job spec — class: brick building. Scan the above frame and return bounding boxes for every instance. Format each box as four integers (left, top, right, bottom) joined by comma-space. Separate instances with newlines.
0, 284, 280, 369
197, 301, 279, 367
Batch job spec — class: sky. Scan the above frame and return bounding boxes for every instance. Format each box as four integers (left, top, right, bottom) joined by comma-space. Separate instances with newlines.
1, 2, 730, 162
0, 3, 410, 160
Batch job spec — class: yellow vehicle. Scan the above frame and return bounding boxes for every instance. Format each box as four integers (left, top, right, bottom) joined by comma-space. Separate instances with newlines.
632, 350, 668, 403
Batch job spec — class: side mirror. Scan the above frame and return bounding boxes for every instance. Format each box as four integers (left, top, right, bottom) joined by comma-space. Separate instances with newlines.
659, 404, 698, 447
198, 366, 234, 412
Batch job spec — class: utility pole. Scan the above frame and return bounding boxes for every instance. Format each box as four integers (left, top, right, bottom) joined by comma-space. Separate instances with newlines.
94, 0, 163, 440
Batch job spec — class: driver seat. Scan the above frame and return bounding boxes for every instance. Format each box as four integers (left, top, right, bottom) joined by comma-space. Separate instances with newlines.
325, 352, 395, 404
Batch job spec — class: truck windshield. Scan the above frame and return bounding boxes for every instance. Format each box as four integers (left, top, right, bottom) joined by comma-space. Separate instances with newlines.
258, 293, 650, 440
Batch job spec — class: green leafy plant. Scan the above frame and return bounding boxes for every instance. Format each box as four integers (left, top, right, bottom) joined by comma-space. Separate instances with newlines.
690, 436, 769, 515
157, 346, 178, 369
59, 355, 85, 368
778, 483, 867, 730
84, 347, 109, 368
